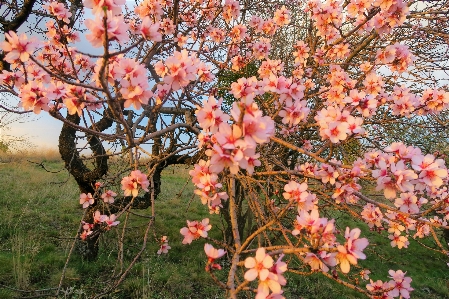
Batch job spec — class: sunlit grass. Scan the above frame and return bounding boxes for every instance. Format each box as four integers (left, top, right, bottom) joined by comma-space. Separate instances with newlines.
0, 153, 448, 298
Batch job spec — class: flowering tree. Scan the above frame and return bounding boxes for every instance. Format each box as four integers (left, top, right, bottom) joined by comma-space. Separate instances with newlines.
1, 0, 449, 298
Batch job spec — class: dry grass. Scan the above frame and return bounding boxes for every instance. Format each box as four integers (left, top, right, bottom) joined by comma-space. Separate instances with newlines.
0, 147, 61, 163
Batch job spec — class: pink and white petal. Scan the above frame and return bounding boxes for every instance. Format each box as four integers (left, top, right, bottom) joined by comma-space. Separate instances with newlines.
262, 255, 274, 268
255, 248, 266, 262
259, 268, 270, 281
340, 259, 350, 273
245, 257, 256, 268
244, 269, 259, 281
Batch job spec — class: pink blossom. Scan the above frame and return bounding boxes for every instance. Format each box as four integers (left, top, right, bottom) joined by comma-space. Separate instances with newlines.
304, 252, 336, 272
361, 203, 383, 228
19, 82, 50, 114
230, 77, 258, 101
229, 24, 247, 42
204, 243, 226, 260
119, 79, 152, 110
363, 72, 384, 96
412, 154, 447, 188
134, 0, 163, 19
260, 19, 278, 36
388, 233, 409, 249
100, 214, 120, 229
80, 223, 93, 240
279, 99, 310, 127
140, 17, 162, 41
93, 210, 102, 223
293, 41, 310, 65
0, 70, 25, 87
273, 6, 291, 26
323, 121, 350, 143
204, 243, 226, 270
315, 163, 339, 185
394, 192, 419, 214
85, 12, 129, 47
101, 190, 117, 203
366, 279, 392, 296
256, 276, 283, 299
196, 96, 230, 133
336, 227, 368, 273
45, 1, 72, 23
336, 246, 357, 274
360, 269, 371, 280
387, 270, 413, 298
223, 0, 240, 23
121, 170, 149, 197
420, 88, 449, 113
1, 31, 39, 63
344, 227, 369, 260
157, 236, 171, 254
283, 181, 316, 211
292, 209, 320, 235
161, 50, 199, 91
258, 59, 283, 79
207, 123, 246, 174
80, 193, 94, 208
244, 248, 274, 281
180, 218, 212, 244
252, 38, 271, 60
45, 81, 67, 101
83, 0, 125, 15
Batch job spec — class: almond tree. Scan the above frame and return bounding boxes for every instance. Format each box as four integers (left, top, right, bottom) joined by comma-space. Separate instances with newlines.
1, 0, 449, 298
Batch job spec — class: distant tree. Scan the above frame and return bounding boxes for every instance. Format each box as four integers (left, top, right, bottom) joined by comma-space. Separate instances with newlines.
0, 95, 34, 152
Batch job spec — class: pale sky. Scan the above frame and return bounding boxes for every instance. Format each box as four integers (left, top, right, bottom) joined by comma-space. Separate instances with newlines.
7, 114, 62, 149
1, 5, 95, 150
2, 1, 448, 150
2, 2, 146, 150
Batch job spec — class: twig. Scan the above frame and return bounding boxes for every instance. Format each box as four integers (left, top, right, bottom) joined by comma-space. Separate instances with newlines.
57, 209, 88, 296
226, 176, 240, 299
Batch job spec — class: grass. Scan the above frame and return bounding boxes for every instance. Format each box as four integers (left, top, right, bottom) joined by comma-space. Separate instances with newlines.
329, 210, 449, 299
0, 151, 448, 298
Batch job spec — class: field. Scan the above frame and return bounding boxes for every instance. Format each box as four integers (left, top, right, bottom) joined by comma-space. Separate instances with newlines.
0, 151, 448, 299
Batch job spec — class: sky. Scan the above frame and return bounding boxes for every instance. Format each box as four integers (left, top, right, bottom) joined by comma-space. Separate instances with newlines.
2, 109, 62, 149
1, 1, 151, 150
2, 1, 449, 150
1, 4, 96, 150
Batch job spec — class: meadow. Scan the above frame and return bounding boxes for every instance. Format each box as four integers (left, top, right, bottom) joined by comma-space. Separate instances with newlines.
0, 150, 448, 299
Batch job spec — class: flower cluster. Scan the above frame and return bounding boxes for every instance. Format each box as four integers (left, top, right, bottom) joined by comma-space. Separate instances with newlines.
189, 159, 229, 214
155, 50, 214, 91
244, 248, 287, 299
121, 170, 150, 197
366, 270, 413, 298
157, 236, 171, 255
180, 218, 212, 244
80, 210, 120, 240
80, 192, 94, 208
2, 0, 448, 297
204, 243, 226, 271
1, 31, 39, 64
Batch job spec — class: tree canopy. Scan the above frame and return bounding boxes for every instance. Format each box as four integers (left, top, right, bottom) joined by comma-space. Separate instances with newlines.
1, 0, 449, 298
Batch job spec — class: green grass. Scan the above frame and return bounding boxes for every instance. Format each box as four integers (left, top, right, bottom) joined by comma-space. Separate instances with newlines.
0, 155, 225, 299
0, 153, 448, 298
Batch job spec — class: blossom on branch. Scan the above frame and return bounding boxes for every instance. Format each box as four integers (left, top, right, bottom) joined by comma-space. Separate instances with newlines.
80, 193, 94, 208
157, 236, 171, 254
180, 218, 212, 244
1, 31, 39, 64
204, 243, 226, 270
121, 170, 149, 197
